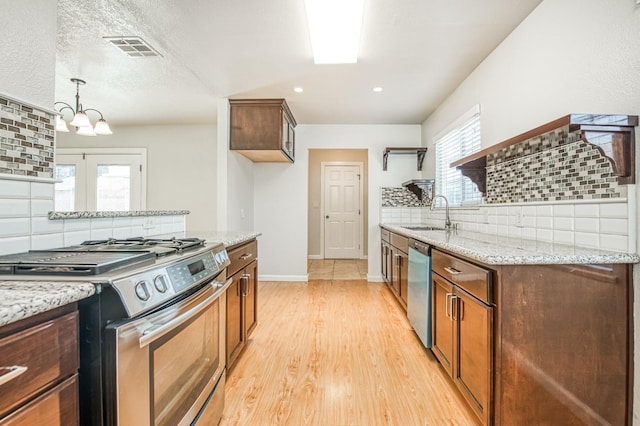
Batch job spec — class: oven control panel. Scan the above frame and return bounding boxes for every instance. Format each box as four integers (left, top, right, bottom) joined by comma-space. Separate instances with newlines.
166, 252, 218, 292
111, 245, 231, 317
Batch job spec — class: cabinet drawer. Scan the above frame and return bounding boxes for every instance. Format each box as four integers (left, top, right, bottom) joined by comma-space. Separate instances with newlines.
432, 250, 492, 304
0, 374, 78, 426
0, 311, 78, 417
381, 228, 390, 243
390, 233, 408, 253
228, 240, 258, 277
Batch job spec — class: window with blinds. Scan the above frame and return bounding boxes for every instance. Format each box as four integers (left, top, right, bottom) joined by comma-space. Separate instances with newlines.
434, 108, 482, 207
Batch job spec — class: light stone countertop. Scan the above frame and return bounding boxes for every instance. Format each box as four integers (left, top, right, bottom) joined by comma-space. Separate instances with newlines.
184, 230, 262, 248
48, 210, 190, 220
381, 224, 639, 265
0, 281, 96, 327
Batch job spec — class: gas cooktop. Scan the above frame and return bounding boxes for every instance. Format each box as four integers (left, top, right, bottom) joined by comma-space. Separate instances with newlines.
0, 237, 206, 276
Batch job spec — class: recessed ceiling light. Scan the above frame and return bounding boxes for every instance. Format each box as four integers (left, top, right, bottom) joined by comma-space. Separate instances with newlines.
372, 87, 383, 92
304, 0, 365, 64
294, 87, 304, 93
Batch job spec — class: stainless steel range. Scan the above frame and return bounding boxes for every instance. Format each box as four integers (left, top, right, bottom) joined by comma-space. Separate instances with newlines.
0, 237, 231, 426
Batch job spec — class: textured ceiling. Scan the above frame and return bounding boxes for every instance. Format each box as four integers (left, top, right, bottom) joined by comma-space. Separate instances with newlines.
55, 0, 542, 126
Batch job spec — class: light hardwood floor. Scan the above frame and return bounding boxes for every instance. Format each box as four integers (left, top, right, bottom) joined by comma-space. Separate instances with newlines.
220, 276, 479, 425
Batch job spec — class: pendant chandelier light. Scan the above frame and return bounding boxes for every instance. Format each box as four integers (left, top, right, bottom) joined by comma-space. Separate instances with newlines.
54, 78, 112, 136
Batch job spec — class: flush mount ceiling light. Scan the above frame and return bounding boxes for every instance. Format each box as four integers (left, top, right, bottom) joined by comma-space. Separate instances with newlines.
372, 86, 383, 92
294, 87, 304, 93
304, 0, 365, 64
54, 78, 112, 136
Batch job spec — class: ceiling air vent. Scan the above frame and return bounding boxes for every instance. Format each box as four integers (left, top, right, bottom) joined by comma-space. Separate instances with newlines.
103, 36, 163, 58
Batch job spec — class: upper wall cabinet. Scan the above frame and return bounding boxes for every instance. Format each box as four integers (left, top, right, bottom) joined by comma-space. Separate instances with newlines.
229, 99, 297, 163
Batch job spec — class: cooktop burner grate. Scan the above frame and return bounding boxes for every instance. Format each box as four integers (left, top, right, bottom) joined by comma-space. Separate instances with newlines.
0, 237, 207, 276
0, 251, 156, 276
81, 237, 205, 252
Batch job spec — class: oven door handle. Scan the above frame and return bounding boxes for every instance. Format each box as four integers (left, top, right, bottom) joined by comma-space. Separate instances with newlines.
139, 278, 232, 348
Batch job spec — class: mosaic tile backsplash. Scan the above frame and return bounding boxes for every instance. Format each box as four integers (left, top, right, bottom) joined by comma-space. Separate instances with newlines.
485, 125, 624, 203
0, 95, 55, 179
381, 187, 428, 207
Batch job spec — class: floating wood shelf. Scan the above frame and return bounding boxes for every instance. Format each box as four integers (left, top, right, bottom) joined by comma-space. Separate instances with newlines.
402, 179, 435, 202
451, 114, 638, 194
383, 147, 427, 171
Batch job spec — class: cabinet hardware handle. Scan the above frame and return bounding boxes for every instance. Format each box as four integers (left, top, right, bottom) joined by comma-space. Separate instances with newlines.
444, 266, 462, 275
445, 293, 451, 319
459, 299, 464, 321
240, 253, 253, 260
451, 295, 458, 321
241, 274, 251, 296
0, 365, 28, 386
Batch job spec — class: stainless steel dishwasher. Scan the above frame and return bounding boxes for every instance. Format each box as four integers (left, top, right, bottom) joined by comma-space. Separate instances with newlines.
407, 239, 431, 348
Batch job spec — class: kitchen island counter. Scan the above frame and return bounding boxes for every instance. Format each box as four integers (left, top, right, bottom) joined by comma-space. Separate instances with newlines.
381, 223, 639, 265
0, 281, 95, 327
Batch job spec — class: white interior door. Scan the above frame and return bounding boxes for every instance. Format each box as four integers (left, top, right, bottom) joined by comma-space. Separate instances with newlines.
323, 163, 362, 259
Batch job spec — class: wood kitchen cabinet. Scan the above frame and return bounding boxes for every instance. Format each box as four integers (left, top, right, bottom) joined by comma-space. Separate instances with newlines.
431, 249, 492, 426
380, 229, 391, 284
381, 228, 409, 310
430, 247, 633, 425
229, 98, 296, 163
0, 304, 80, 425
226, 239, 259, 371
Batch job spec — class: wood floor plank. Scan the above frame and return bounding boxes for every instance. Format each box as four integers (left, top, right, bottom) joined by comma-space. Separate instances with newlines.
220, 280, 479, 426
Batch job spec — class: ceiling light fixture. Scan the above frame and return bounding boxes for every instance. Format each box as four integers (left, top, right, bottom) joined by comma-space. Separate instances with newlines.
294, 87, 304, 93
304, 0, 365, 64
55, 78, 112, 136
372, 86, 383, 92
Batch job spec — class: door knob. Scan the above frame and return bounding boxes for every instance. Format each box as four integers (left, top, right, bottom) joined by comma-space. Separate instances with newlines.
325, 215, 329, 219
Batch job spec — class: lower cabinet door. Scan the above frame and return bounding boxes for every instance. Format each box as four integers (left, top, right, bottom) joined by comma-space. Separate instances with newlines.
455, 290, 492, 425
244, 261, 258, 337
226, 273, 245, 369
431, 274, 454, 376
399, 251, 408, 306
0, 374, 79, 426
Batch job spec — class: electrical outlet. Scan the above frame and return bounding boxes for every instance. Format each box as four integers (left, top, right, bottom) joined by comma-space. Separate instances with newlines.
514, 208, 524, 228
482, 209, 489, 224
142, 218, 156, 229
240, 208, 245, 219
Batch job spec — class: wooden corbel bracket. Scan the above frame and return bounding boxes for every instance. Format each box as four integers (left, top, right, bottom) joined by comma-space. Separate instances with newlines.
572, 124, 636, 185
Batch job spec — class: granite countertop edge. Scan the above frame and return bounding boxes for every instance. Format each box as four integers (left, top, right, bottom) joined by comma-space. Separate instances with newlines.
381, 223, 639, 265
48, 210, 190, 220
0, 281, 96, 327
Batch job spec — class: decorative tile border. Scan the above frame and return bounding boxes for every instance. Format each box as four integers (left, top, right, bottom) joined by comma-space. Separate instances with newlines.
485, 125, 624, 203
0, 95, 55, 179
381, 187, 427, 207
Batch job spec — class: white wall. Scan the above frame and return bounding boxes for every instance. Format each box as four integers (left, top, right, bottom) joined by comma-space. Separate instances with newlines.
422, 0, 640, 158
0, 0, 56, 108
255, 124, 422, 281
420, 0, 640, 421
57, 125, 218, 231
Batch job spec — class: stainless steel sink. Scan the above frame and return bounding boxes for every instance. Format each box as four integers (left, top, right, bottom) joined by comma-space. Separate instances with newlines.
402, 226, 446, 231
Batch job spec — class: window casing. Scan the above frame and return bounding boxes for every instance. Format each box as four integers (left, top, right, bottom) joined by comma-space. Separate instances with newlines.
434, 107, 482, 207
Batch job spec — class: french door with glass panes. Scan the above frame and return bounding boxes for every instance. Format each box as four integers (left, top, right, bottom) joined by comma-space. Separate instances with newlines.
55, 149, 146, 212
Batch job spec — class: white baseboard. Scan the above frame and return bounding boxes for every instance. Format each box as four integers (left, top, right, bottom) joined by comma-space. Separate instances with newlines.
367, 274, 385, 282
308, 255, 369, 260
258, 274, 309, 282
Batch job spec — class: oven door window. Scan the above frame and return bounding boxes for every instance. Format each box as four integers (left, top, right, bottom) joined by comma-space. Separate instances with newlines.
151, 298, 220, 426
